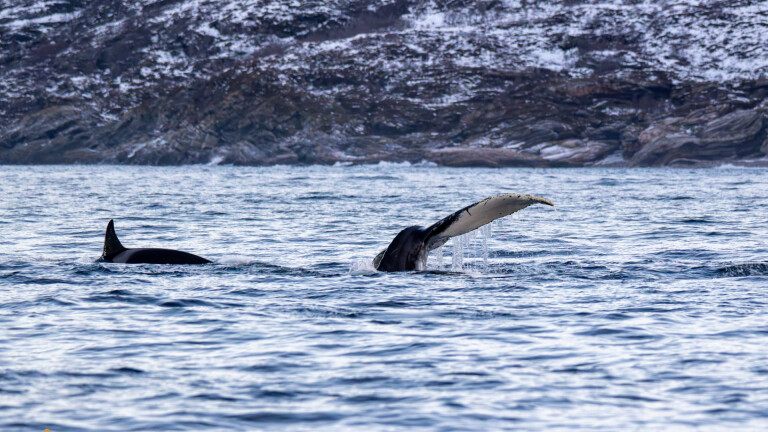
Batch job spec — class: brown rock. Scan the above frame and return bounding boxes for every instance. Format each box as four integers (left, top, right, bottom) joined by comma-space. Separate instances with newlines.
637, 123, 680, 148
538, 139, 618, 165
0, 105, 101, 163
630, 133, 702, 167
217, 141, 269, 165
620, 125, 643, 156
699, 109, 764, 157
427, 148, 543, 168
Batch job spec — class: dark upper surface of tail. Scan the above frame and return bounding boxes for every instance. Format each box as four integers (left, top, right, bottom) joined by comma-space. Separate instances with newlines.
102, 219, 127, 260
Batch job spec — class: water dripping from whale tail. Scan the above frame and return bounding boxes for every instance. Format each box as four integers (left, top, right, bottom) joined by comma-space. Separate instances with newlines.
429, 246, 444, 270
447, 225, 493, 273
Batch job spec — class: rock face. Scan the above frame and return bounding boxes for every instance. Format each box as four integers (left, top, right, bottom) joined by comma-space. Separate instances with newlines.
1, 0, 768, 166
629, 109, 766, 166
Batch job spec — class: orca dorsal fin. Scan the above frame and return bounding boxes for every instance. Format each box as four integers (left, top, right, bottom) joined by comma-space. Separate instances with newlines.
102, 219, 127, 259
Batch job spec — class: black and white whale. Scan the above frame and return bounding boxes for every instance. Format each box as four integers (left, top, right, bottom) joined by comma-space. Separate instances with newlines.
373, 194, 554, 272
98, 220, 211, 264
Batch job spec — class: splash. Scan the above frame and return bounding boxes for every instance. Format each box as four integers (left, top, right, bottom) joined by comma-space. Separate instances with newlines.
206, 155, 225, 166
349, 259, 377, 275
428, 222, 496, 273
76, 254, 97, 264
481, 224, 490, 269
218, 255, 256, 265
451, 232, 465, 271
430, 245, 444, 271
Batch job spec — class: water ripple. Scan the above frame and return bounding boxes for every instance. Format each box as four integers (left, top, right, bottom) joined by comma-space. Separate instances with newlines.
1, 166, 768, 431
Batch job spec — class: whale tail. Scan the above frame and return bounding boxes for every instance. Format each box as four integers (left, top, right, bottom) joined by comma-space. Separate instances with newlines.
374, 193, 554, 271
423, 193, 554, 251
102, 219, 127, 260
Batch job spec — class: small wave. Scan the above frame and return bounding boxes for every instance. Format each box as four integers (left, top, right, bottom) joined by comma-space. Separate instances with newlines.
84, 289, 163, 305
374, 160, 437, 168
677, 217, 714, 224
218, 255, 259, 265
349, 174, 399, 180
377, 160, 412, 167
207, 155, 225, 166
110, 367, 145, 375
717, 262, 768, 277
414, 159, 438, 167
292, 306, 363, 319
295, 193, 337, 200
349, 259, 377, 275
715, 163, 766, 170
75, 254, 98, 264
158, 298, 219, 308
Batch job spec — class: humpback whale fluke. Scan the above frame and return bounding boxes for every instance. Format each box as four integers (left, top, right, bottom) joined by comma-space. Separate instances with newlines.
374, 194, 554, 272
99, 219, 211, 264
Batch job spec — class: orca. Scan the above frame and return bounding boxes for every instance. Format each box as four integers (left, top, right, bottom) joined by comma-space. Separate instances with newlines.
98, 220, 211, 264
373, 194, 553, 272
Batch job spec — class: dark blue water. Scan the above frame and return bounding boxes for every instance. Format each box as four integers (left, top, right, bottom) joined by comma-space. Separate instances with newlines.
2, 165, 768, 431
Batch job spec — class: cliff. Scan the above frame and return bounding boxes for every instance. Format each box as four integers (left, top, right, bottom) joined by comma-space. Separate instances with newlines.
2, 0, 767, 166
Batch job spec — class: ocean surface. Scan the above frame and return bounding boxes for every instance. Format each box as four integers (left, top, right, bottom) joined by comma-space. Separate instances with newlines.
1, 165, 768, 431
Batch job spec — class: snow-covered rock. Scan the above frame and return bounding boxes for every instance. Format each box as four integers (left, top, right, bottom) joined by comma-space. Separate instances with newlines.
1, 0, 767, 166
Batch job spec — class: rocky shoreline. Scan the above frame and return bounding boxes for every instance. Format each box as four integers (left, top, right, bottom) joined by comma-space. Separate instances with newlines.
2, 1, 767, 167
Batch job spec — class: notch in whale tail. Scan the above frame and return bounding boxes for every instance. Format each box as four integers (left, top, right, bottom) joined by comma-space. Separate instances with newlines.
102, 219, 127, 260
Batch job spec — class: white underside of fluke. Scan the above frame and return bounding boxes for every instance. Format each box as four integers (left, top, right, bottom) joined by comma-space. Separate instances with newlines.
427, 193, 554, 251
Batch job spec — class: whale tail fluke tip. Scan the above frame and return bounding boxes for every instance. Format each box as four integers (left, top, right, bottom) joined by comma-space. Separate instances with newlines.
533, 196, 554, 206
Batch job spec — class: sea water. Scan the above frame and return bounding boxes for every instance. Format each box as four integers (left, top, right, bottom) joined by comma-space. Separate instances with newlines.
1, 165, 768, 431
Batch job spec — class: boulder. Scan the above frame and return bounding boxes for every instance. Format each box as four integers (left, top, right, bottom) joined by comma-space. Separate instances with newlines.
0, 105, 99, 163
537, 139, 619, 165
637, 122, 679, 145
630, 132, 702, 167
630, 110, 766, 166
427, 148, 543, 168
698, 109, 764, 157
2, 106, 84, 148
620, 125, 643, 156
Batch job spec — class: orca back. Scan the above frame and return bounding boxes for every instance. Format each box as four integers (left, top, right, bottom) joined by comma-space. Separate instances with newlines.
110, 248, 211, 264
99, 220, 211, 264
